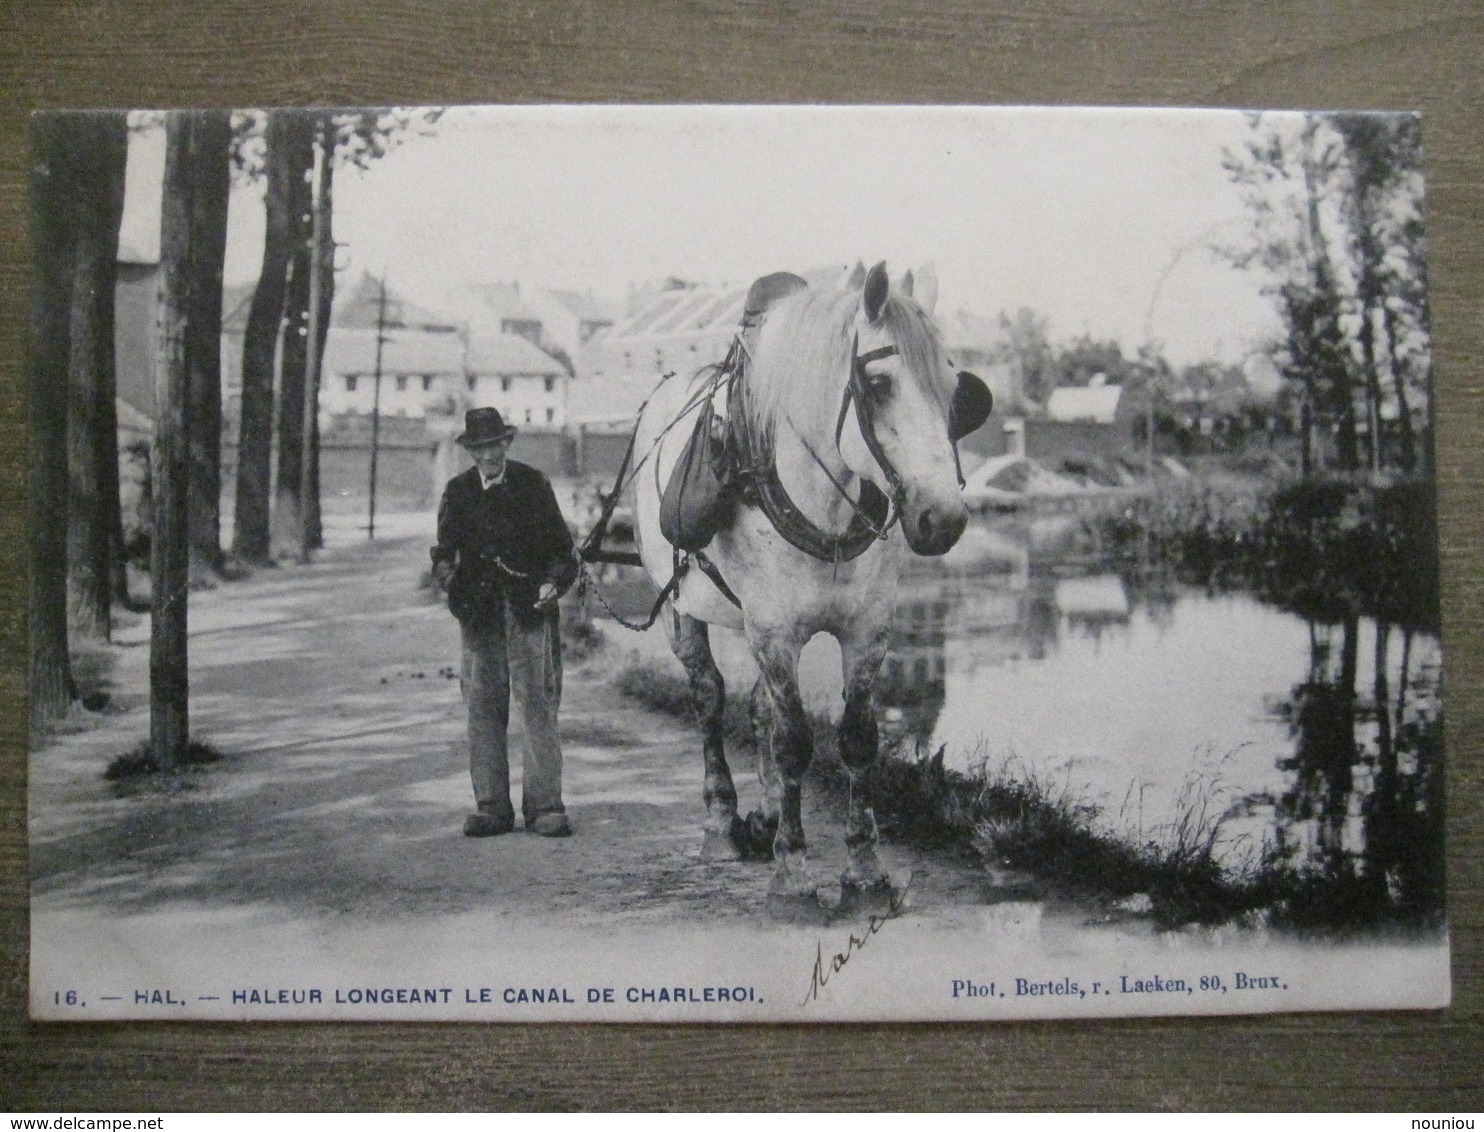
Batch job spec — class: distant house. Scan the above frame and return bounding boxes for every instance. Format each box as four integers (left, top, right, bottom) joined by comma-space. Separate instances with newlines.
334, 271, 460, 334
975, 375, 1147, 470
526, 287, 618, 357
585, 281, 747, 389
219, 279, 256, 423
463, 331, 569, 429
464, 282, 620, 378
1036, 376, 1144, 465
1046, 377, 1127, 425
318, 328, 465, 419
114, 236, 161, 418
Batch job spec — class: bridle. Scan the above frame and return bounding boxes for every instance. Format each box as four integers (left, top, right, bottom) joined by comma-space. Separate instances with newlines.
737, 318, 989, 567
800, 331, 969, 543
834, 335, 910, 515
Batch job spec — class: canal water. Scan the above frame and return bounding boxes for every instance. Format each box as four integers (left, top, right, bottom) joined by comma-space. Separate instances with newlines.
875, 515, 1444, 896
598, 511, 1443, 911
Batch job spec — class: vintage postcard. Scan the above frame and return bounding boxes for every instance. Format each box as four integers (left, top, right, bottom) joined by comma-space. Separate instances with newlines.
28, 104, 1447, 1021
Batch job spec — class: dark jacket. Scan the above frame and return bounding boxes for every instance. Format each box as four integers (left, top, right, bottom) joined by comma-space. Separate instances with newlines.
432, 461, 578, 626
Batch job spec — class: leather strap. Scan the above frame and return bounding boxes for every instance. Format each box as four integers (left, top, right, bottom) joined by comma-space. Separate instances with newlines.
749, 464, 892, 564
693, 550, 742, 607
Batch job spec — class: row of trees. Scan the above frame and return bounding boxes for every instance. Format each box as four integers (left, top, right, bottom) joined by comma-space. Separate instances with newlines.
988, 310, 1264, 421
28, 108, 437, 766
989, 111, 1432, 478
1223, 111, 1431, 476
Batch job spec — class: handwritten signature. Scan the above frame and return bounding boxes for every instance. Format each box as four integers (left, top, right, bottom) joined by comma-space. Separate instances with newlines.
800, 873, 914, 1007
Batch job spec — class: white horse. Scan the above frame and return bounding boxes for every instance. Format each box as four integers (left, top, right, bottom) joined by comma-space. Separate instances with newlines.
632, 261, 991, 916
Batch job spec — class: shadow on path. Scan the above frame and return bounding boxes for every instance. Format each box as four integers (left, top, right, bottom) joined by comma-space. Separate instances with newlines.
31, 531, 996, 931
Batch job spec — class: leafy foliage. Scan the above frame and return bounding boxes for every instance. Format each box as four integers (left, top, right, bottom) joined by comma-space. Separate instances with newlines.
1222, 112, 1431, 473
1091, 477, 1440, 632
230, 107, 444, 182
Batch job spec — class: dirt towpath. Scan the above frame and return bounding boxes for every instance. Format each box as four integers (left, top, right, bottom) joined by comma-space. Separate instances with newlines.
30, 521, 1009, 934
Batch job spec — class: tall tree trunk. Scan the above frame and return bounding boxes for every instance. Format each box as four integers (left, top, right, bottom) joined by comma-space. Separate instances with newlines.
1300, 129, 1358, 473
272, 116, 314, 557
1381, 301, 1417, 472
185, 110, 232, 579
1300, 397, 1314, 475
29, 114, 78, 726
1357, 298, 1384, 475
1349, 186, 1388, 476
232, 111, 308, 565
150, 112, 219, 766
305, 125, 334, 552
64, 113, 129, 642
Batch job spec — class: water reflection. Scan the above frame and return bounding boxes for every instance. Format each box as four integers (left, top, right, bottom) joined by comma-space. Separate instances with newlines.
877, 515, 1444, 923
1273, 617, 1445, 924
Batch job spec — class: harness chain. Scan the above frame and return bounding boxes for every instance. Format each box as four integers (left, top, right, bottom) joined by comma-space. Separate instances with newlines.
569, 350, 743, 630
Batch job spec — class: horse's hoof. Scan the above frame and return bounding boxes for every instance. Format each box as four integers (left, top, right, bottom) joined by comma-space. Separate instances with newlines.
839, 875, 907, 919
766, 888, 834, 926
741, 809, 778, 860
700, 822, 745, 862
767, 851, 831, 922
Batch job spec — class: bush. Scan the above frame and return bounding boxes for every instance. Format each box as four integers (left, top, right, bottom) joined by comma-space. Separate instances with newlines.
1090, 475, 1440, 632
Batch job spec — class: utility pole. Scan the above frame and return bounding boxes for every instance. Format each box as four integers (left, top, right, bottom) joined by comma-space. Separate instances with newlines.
298, 117, 330, 562
368, 272, 388, 539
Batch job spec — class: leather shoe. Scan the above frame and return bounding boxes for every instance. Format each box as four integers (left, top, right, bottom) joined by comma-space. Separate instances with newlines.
529, 812, 571, 837
464, 811, 514, 837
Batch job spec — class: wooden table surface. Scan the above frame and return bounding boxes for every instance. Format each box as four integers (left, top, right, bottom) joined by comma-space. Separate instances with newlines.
1, 0, 1479, 1111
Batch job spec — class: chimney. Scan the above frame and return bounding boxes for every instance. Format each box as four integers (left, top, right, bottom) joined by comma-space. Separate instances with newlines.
1004, 417, 1026, 458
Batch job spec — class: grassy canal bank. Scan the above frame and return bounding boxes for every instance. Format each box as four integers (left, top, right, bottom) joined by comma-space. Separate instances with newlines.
608, 473, 1445, 935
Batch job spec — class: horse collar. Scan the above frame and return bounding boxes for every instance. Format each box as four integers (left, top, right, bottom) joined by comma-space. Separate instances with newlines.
751, 465, 893, 564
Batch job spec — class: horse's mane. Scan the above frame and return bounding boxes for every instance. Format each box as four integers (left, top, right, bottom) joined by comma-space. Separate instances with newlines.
740, 278, 950, 452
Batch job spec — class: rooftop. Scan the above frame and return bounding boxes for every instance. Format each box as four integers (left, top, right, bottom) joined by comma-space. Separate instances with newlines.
321, 327, 465, 376
466, 331, 566, 376
1046, 382, 1124, 424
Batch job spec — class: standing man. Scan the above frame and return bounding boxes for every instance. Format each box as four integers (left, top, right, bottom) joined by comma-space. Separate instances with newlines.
432, 407, 579, 838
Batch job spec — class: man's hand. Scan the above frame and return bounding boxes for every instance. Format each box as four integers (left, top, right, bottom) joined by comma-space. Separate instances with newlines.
535, 582, 560, 611
431, 560, 455, 592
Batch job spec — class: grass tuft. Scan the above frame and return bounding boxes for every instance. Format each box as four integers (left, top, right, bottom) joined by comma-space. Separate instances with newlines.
610, 656, 1439, 932
105, 739, 224, 780
612, 661, 755, 745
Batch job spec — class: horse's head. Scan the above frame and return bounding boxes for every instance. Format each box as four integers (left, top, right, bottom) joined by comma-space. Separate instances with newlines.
835, 261, 992, 556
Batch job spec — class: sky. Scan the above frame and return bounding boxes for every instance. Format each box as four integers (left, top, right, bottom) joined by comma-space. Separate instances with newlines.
122, 104, 1287, 368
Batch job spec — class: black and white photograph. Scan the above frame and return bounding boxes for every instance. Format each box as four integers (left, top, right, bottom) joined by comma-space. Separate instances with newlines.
28, 103, 1447, 1022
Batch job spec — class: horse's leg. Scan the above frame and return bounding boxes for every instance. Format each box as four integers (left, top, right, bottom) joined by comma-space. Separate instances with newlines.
664, 608, 744, 860
837, 622, 896, 907
741, 674, 781, 857
748, 629, 820, 912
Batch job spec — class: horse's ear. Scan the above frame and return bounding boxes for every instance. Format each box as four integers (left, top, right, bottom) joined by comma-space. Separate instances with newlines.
863, 261, 889, 325
846, 261, 866, 288
914, 263, 939, 315
949, 371, 994, 441
901, 269, 915, 297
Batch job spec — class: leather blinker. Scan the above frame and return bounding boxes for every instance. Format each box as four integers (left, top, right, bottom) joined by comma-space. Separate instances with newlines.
949, 371, 994, 442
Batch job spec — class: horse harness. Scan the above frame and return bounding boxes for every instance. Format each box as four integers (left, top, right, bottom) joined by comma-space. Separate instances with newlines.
578, 322, 976, 626
728, 333, 916, 567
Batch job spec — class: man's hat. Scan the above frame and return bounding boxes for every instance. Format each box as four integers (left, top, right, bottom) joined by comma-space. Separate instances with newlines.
456, 407, 518, 447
